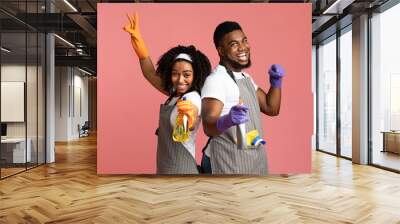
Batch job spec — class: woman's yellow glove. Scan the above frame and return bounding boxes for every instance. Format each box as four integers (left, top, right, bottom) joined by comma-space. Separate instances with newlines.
176, 99, 196, 129
123, 13, 149, 59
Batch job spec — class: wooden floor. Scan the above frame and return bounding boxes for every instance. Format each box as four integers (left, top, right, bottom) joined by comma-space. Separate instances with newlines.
0, 167, 26, 178
1, 134, 400, 223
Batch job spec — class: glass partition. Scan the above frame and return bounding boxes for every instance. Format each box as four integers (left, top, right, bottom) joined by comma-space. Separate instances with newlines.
371, 4, 400, 171
339, 27, 352, 158
317, 35, 337, 155
1, 30, 28, 177
0, 1, 46, 179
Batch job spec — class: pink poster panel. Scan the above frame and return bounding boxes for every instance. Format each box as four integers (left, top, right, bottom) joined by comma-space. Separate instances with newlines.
98, 3, 312, 174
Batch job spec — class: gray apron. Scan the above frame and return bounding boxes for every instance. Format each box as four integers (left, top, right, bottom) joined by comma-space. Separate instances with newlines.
209, 73, 268, 175
156, 95, 199, 174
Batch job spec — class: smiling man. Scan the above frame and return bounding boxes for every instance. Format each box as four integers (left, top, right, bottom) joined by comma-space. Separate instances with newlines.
200, 21, 285, 175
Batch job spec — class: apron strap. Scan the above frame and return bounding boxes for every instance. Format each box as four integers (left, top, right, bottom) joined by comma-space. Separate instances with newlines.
202, 137, 212, 153
164, 91, 187, 105
219, 62, 245, 85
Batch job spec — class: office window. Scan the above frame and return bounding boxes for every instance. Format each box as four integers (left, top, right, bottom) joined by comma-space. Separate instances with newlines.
317, 35, 337, 154
340, 27, 352, 158
27, 31, 38, 170
0, 1, 46, 179
312, 45, 317, 150
1, 27, 28, 178
371, 3, 400, 171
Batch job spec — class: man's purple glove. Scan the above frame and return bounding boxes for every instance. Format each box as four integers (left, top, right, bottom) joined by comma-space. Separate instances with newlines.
216, 104, 249, 133
268, 64, 285, 88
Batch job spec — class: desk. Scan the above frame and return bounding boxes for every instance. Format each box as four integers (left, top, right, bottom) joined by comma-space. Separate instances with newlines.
382, 131, 400, 154
1, 138, 31, 163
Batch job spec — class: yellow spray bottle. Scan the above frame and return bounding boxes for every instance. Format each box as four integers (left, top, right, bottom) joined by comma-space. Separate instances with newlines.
172, 97, 190, 142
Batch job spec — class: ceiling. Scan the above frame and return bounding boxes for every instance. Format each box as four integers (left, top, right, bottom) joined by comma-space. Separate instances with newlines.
0, 0, 393, 75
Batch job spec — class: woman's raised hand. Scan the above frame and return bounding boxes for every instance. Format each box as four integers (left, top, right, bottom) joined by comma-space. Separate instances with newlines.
123, 13, 149, 59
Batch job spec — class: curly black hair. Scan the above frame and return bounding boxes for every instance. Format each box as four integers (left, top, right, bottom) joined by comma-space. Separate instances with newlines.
156, 45, 211, 96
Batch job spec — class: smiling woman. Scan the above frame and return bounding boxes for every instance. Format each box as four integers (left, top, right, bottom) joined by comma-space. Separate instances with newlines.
171, 60, 194, 94
123, 13, 211, 174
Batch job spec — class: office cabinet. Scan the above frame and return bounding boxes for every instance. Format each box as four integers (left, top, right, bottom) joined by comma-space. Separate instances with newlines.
382, 131, 400, 154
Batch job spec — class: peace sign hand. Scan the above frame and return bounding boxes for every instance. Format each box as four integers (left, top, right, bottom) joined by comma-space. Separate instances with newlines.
123, 13, 141, 39
123, 13, 149, 59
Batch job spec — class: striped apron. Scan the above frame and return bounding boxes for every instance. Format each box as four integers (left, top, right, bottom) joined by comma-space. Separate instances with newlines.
156, 95, 199, 174
209, 75, 268, 175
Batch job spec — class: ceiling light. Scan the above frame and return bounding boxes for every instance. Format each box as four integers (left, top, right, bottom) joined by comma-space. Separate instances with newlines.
63, 0, 78, 12
322, 0, 355, 15
1, 47, 11, 53
78, 67, 93, 76
54, 34, 75, 48
323, 0, 341, 14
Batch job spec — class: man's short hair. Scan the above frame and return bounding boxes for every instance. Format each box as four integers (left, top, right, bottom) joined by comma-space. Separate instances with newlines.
213, 21, 242, 48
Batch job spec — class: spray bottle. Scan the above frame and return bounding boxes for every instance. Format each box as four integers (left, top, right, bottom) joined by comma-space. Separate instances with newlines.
237, 99, 247, 149
172, 97, 190, 142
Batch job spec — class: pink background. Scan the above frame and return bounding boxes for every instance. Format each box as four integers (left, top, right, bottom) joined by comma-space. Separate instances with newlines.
98, 3, 312, 174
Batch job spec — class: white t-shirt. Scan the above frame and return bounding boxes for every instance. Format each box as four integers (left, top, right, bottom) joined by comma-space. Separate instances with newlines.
201, 65, 258, 115
168, 91, 201, 159
201, 65, 258, 156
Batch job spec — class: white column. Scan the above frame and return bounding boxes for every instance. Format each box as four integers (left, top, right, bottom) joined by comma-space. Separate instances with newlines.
46, 33, 55, 163
352, 14, 369, 164
45, 0, 55, 163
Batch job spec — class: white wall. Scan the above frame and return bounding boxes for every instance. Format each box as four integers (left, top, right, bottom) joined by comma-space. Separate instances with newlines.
55, 66, 69, 141
1, 64, 40, 137
55, 66, 89, 141
1, 65, 26, 133
72, 72, 89, 138
1, 63, 46, 164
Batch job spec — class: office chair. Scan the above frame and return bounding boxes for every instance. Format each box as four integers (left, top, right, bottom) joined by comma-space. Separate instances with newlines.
79, 121, 90, 138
